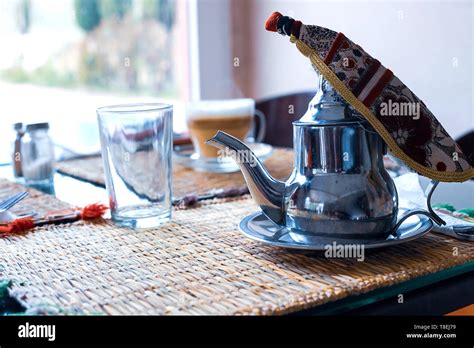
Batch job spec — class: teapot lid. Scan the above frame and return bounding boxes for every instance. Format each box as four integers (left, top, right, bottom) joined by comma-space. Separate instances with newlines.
296, 74, 366, 126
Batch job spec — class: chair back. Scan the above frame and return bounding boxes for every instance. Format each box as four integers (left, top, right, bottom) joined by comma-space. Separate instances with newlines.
256, 91, 314, 148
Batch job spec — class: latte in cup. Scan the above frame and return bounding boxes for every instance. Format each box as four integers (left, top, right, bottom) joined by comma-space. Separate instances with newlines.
186, 99, 255, 158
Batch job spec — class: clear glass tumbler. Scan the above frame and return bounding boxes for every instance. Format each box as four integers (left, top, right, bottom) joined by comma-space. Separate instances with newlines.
97, 103, 173, 228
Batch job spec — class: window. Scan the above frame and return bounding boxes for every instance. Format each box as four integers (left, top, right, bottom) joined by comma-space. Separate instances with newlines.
0, 0, 189, 162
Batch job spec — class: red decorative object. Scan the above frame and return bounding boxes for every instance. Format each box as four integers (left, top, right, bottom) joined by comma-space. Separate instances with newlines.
0, 203, 108, 235
0, 217, 35, 234
80, 203, 108, 220
264, 11, 282, 32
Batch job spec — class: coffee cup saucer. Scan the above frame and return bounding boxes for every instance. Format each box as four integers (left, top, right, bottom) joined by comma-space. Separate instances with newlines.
173, 142, 273, 173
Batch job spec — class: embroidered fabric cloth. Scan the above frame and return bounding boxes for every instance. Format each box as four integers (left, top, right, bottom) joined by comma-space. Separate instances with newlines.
265, 12, 473, 182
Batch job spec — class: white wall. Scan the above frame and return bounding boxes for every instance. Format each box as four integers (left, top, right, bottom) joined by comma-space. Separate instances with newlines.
195, 0, 234, 100
247, 0, 473, 138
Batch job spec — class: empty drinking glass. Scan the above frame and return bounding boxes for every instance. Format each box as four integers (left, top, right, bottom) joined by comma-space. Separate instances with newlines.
97, 103, 173, 228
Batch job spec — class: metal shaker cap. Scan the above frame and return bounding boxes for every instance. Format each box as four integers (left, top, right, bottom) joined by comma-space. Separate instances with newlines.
26, 122, 50, 131
13, 122, 23, 131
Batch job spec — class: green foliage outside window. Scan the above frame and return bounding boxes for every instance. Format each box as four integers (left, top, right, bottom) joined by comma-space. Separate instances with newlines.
100, 0, 132, 19
143, 0, 175, 31
2, 0, 178, 96
74, 0, 102, 32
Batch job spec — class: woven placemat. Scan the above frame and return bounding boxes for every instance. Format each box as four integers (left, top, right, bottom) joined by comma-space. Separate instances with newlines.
0, 179, 473, 315
56, 149, 294, 199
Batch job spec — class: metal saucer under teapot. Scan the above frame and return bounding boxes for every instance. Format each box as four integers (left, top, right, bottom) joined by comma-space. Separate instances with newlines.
207, 75, 444, 240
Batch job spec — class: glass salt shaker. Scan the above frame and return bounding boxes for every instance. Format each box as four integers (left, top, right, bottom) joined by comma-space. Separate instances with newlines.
21, 123, 55, 188
12, 122, 24, 178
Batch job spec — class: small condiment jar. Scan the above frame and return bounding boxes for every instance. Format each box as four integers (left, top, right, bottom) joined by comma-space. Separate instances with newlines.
12, 122, 24, 178
21, 123, 55, 186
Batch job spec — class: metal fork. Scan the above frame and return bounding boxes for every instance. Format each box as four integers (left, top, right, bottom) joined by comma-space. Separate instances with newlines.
0, 192, 29, 213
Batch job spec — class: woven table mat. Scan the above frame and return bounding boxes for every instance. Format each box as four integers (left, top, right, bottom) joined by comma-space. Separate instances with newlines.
0, 179, 473, 315
0, 180, 71, 216
55, 148, 294, 198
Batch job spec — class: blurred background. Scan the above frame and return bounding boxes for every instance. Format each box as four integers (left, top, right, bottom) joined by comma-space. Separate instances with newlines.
0, 0, 472, 163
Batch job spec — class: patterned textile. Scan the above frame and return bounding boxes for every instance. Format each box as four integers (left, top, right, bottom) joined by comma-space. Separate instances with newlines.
299, 24, 337, 60
265, 12, 473, 182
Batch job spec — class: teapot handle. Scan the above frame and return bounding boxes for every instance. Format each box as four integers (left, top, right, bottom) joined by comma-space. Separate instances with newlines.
391, 180, 446, 235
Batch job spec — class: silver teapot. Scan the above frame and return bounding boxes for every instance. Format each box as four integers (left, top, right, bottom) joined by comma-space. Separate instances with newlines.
207, 76, 443, 239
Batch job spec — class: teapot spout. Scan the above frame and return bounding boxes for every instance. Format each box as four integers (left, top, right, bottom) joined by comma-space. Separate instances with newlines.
206, 131, 286, 225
